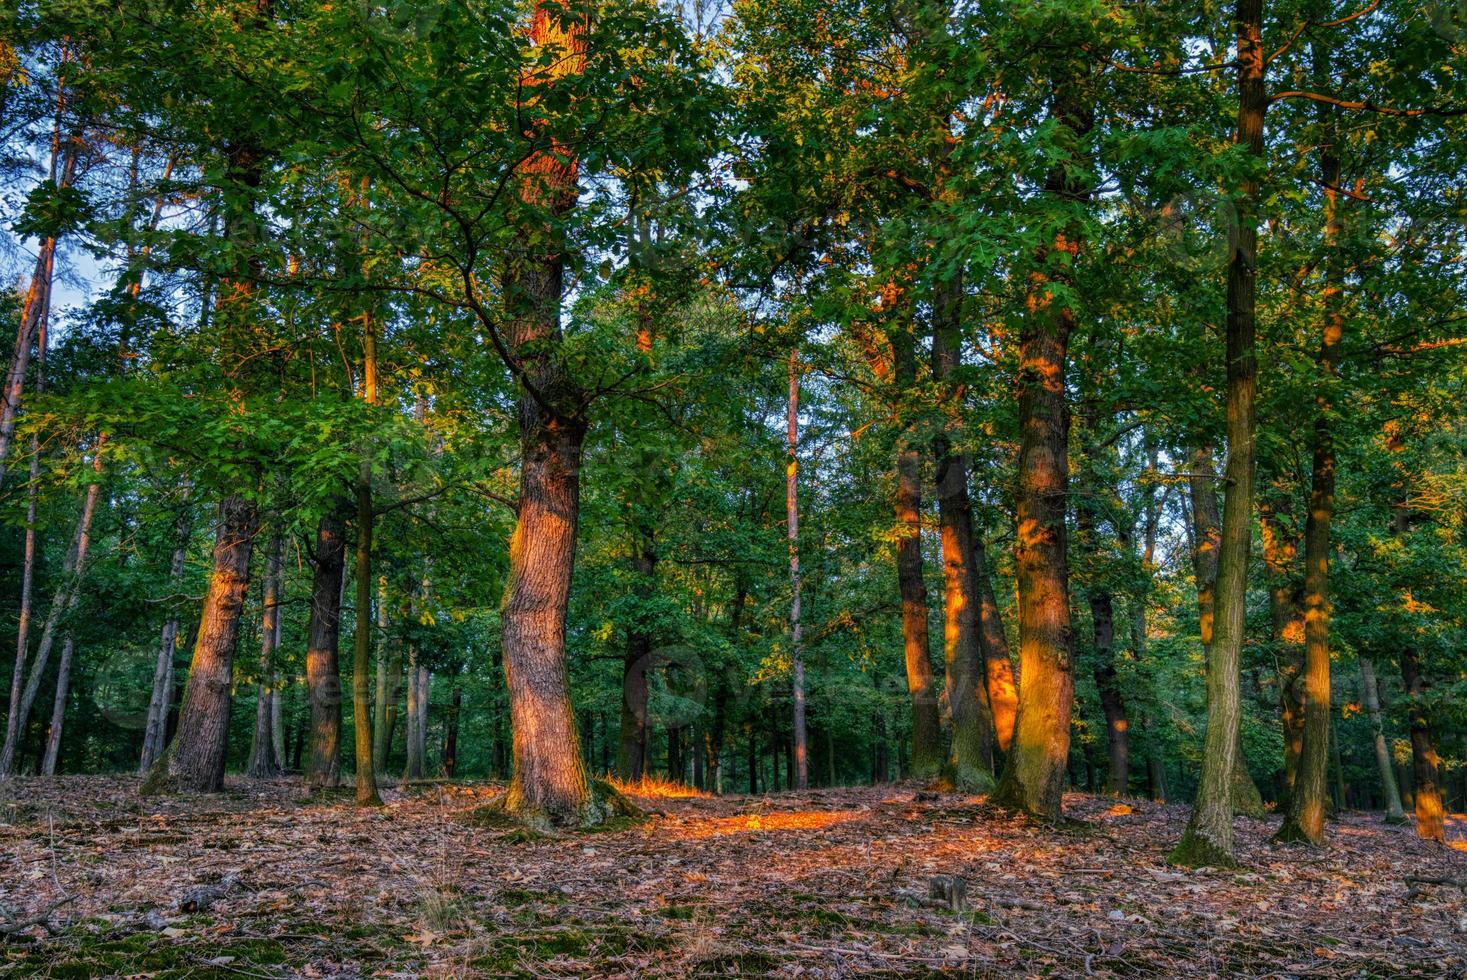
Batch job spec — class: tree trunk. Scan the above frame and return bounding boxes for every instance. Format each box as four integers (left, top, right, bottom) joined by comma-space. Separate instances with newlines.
932, 272, 995, 791
1192, 448, 1267, 818
352, 468, 382, 805
993, 81, 1091, 822
973, 537, 1018, 756
1358, 656, 1406, 822
786, 348, 809, 790
3, 339, 44, 777
39, 636, 74, 776
617, 538, 655, 781
1276, 94, 1344, 845
142, 495, 261, 794
371, 578, 394, 774
1173, 0, 1264, 867
0, 73, 77, 487
1400, 645, 1444, 842
306, 511, 346, 789
443, 685, 462, 778
891, 330, 943, 780
247, 530, 285, 778
1, 473, 104, 777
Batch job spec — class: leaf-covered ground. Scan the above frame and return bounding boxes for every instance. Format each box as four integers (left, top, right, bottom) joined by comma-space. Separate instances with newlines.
2, 777, 1464, 978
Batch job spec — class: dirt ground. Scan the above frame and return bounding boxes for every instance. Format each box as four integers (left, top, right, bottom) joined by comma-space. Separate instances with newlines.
2, 776, 1465, 978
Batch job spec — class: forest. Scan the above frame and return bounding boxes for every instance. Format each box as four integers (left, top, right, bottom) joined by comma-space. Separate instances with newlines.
1, 0, 1466, 975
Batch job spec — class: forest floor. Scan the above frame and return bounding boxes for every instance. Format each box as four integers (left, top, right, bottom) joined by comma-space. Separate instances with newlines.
1, 778, 1465, 978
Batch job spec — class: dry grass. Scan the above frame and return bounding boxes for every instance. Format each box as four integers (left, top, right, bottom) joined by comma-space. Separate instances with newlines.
603, 773, 711, 799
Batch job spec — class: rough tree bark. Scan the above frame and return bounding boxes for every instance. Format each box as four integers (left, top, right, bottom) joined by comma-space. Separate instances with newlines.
972, 537, 1018, 754
142, 495, 260, 794
1173, 0, 1264, 867
305, 511, 346, 789
1400, 645, 1444, 842
992, 77, 1091, 823
932, 270, 995, 791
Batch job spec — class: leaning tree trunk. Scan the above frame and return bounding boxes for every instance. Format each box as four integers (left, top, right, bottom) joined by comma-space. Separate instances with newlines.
1173, 0, 1264, 868
0, 73, 77, 488
932, 271, 995, 791
1, 474, 103, 778
39, 637, 75, 776
305, 511, 347, 789
1358, 655, 1406, 823
142, 495, 260, 794
993, 79, 1091, 823
972, 536, 1018, 754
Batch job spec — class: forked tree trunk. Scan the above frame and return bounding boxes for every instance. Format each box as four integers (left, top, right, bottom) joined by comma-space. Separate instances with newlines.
786, 348, 808, 790
140, 518, 190, 775
1173, 0, 1264, 867
932, 272, 995, 791
306, 511, 346, 789
1358, 656, 1406, 822
142, 495, 260, 794
993, 81, 1091, 823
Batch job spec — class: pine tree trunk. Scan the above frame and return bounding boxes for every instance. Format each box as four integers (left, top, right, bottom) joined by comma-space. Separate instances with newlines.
3, 362, 43, 777
1358, 656, 1406, 822
0, 72, 77, 487
306, 511, 346, 789
142, 495, 260, 794
786, 348, 809, 790
932, 273, 995, 791
1173, 0, 1264, 867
